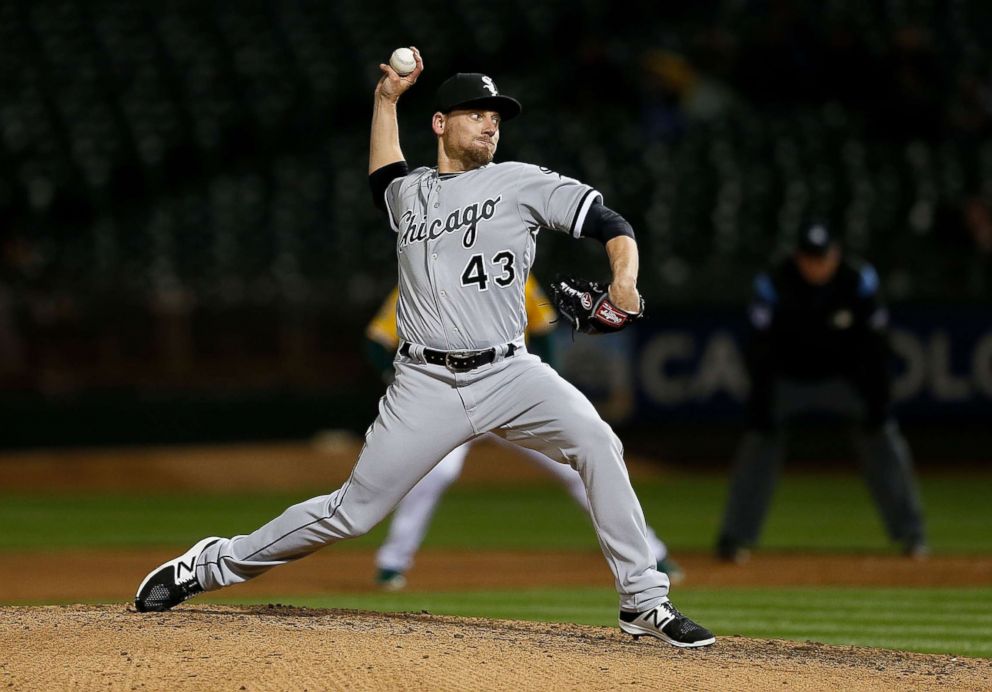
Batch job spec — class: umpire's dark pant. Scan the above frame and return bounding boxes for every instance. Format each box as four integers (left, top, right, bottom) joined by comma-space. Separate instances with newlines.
718, 378, 927, 551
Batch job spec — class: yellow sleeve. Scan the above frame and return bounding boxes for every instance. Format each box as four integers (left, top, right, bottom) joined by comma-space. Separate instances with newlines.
366, 287, 400, 349
524, 275, 557, 337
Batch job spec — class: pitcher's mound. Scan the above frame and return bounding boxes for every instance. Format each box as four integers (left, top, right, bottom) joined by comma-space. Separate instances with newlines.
2, 604, 988, 691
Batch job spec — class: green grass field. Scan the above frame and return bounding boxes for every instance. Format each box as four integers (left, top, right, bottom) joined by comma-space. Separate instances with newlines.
3, 473, 990, 553
3, 472, 991, 657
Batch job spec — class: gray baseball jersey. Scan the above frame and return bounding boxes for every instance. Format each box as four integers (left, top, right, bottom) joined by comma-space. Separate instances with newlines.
191, 161, 671, 615
384, 163, 600, 350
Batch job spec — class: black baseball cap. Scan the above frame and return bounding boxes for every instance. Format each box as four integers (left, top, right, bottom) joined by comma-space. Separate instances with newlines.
435, 73, 522, 121
797, 221, 835, 256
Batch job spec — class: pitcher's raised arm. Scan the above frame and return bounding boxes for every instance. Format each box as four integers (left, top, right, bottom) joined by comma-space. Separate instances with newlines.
369, 47, 423, 174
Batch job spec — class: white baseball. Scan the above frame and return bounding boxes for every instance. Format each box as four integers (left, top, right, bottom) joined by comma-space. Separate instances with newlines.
389, 47, 416, 76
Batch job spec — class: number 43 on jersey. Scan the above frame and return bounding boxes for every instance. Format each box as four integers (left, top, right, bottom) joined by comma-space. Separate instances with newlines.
461, 251, 516, 291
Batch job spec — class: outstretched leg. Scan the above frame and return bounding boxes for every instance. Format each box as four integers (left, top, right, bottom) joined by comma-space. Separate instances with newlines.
135, 363, 476, 611
195, 368, 475, 590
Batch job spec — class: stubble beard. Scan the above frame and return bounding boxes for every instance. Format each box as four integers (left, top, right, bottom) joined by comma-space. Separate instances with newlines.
445, 135, 495, 170
463, 145, 494, 168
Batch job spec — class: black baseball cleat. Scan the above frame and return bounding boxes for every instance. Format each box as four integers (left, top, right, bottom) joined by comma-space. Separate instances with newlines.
134, 537, 220, 612
619, 599, 716, 648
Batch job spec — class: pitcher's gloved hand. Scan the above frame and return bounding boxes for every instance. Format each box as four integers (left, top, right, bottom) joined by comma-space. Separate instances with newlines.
550, 276, 644, 335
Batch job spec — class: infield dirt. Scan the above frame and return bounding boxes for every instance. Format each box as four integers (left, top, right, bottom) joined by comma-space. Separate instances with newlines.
2, 604, 990, 691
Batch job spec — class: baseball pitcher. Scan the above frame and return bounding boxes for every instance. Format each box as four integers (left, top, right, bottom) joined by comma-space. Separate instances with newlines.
135, 48, 714, 648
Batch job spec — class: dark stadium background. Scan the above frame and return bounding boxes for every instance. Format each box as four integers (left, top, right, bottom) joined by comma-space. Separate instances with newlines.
1, 0, 989, 458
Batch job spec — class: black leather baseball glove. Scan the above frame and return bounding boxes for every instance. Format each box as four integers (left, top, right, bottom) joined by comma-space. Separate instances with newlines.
549, 276, 645, 335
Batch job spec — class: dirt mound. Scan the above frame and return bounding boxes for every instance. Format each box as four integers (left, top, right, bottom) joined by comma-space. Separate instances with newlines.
1, 605, 987, 691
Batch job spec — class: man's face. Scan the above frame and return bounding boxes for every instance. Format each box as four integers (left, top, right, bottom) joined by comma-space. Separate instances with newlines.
795, 245, 841, 285
437, 108, 501, 167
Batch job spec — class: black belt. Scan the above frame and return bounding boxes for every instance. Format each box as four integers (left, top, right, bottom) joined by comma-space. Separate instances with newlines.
400, 342, 517, 372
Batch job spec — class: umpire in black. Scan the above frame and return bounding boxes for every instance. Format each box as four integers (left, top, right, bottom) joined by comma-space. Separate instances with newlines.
715, 221, 928, 562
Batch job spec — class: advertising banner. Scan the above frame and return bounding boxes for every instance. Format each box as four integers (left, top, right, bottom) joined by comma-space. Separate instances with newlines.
555, 306, 992, 423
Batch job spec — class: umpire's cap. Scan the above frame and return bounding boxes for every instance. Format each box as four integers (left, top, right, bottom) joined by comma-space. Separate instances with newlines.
797, 221, 836, 256
435, 73, 522, 121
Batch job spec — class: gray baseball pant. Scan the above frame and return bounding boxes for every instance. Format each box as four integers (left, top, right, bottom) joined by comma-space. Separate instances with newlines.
195, 350, 669, 612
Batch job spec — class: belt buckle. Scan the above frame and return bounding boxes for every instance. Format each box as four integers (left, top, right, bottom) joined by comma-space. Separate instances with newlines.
445, 351, 474, 371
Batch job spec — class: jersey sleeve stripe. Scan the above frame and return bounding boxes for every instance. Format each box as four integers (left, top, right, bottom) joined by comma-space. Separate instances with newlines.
570, 189, 603, 238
